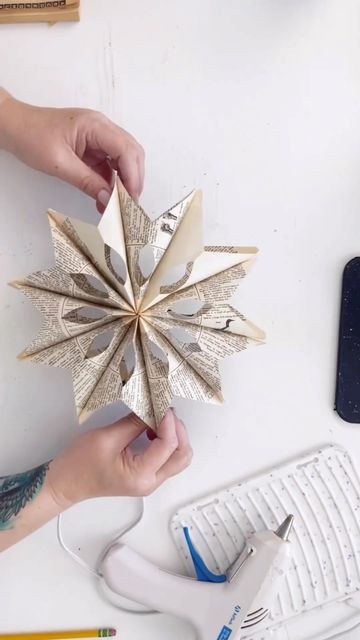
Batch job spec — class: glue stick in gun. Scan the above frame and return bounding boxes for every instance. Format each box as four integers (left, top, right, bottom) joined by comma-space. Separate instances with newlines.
101, 514, 294, 639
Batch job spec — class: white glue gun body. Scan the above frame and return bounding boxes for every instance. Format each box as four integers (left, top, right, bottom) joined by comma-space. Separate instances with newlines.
101, 515, 293, 639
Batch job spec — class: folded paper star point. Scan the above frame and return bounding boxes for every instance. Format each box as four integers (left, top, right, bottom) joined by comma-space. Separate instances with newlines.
11, 180, 265, 428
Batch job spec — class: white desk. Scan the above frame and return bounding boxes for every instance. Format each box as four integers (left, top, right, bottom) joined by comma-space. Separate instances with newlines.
1, 1, 360, 637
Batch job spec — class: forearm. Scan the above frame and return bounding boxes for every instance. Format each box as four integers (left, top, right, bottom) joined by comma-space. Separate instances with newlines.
0, 462, 64, 552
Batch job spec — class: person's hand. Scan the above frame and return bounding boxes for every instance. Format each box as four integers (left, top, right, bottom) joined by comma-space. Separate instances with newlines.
47, 409, 192, 509
0, 89, 144, 211
0, 409, 192, 552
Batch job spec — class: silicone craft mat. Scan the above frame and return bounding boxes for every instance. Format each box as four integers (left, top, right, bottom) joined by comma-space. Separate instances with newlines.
170, 446, 360, 640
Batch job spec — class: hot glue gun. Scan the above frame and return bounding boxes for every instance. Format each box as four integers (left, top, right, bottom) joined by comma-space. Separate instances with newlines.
100, 514, 294, 639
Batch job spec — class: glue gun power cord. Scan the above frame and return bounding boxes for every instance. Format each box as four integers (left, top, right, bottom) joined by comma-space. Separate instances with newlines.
56, 497, 158, 615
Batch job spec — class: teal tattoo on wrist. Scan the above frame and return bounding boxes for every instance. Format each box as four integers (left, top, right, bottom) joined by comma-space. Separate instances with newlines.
0, 463, 49, 530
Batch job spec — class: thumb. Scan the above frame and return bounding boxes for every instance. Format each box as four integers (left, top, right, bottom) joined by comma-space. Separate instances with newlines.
57, 151, 111, 206
105, 412, 148, 447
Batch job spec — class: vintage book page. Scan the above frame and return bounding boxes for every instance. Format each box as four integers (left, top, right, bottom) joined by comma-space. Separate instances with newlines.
11, 180, 265, 428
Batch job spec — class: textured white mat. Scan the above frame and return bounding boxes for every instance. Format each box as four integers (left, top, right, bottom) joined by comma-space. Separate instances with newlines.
170, 446, 360, 639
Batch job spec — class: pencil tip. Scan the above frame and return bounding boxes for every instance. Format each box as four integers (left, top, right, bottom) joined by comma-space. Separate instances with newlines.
109, 630, 116, 637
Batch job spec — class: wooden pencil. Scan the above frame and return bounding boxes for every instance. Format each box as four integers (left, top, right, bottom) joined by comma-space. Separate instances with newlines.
0, 630, 116, 640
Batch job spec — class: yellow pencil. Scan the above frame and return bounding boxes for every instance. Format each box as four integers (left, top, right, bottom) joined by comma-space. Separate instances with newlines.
0, 630, 116, 640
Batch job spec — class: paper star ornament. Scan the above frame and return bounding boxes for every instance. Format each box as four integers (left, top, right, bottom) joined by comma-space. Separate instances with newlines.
11, 181, 265, 428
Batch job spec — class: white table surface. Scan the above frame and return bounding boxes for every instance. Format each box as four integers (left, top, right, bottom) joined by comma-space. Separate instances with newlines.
1, 1, 360, 638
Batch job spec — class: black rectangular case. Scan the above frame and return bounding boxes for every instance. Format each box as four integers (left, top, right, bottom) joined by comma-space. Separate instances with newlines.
335, 257, 360, 422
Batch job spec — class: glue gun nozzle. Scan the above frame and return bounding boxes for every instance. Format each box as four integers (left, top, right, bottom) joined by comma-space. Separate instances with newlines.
275, 514, 294, 542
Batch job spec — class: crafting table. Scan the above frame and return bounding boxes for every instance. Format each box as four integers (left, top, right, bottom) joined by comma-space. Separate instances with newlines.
1, 2, 360, 638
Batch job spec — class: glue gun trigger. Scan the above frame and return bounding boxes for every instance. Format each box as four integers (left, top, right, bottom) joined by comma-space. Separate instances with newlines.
183, 527, 227, 583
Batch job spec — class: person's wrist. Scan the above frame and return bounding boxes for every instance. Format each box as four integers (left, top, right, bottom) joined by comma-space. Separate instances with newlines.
45, 457, 79, 512
0, 87, 10, 105
0, 91, 29, 153
0, 89, 15, 149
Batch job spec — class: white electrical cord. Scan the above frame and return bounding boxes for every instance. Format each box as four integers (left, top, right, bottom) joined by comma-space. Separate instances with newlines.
56, 496, 158, 615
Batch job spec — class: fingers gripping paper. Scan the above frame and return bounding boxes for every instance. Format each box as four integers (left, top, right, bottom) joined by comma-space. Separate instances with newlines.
10, 181, 265, 428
